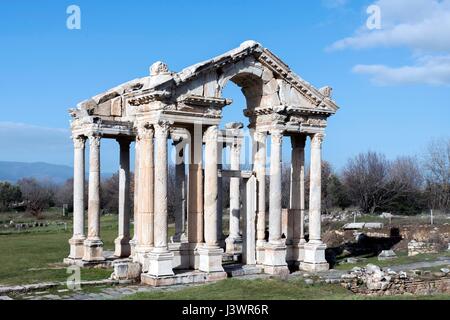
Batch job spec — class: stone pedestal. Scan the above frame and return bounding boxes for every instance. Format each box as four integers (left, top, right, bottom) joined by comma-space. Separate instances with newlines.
69, 236, 85, 260
146, 251, 175, 277
83, 238, 105, 262
264, 243, 289, 275
256, 240, 266, 264
225, 236, 243, 254
198, 246, 225, 273
300, 242, 329, 272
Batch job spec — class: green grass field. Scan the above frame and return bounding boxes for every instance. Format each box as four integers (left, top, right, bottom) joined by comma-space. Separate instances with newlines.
1, 209, 450, 300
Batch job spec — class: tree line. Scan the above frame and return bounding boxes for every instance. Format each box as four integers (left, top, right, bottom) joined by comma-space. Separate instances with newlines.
0, 137, 448, 217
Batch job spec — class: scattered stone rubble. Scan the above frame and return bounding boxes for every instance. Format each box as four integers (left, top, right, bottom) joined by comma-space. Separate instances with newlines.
341, 264, 450, 296
408, 240, 438, 256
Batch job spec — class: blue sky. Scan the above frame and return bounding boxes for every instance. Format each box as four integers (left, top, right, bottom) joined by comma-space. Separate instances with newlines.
0, 0, 449, 173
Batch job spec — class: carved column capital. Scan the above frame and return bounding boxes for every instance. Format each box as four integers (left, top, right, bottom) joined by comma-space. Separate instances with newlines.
88, 134, 101, 148
154, 121, 171, 139
291, 134, 307, 149
254, 130, 267, 144
311, 133, 325, 149
137, 123, 154, 140
270, 128, 284, 145
73, 135, 86, 149
116, 138, 132, 148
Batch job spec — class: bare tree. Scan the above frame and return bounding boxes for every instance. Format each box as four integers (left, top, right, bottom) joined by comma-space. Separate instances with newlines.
343, 152, 392, 214
54, 178, 74, 211
423, 137, 450, 212
17, 178, 54, 218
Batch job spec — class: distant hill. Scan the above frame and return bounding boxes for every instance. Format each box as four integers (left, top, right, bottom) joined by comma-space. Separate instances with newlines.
0, 161, 115, 184
0, 161, 74, 184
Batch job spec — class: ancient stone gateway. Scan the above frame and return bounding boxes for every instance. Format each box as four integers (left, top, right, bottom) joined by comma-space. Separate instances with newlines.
65, 40, 340, 285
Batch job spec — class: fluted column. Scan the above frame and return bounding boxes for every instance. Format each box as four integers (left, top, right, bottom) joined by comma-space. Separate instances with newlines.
225, 139, 242, 254
83, 134, 104, 262
300, 132, 329, 272
114, 138, 131, 257
147, 121, 174, 277
198, 125, 224, 273
135, 124, 154, 265
188, 124, 204, 268
264, 128, 288, 275
289, 135, 306, 264
217, 141, 225, 247
68, 135, 86, 260
254, 130, 267, 264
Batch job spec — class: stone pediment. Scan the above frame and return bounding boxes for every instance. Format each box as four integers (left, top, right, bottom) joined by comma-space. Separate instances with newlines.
70, 41, 339, 129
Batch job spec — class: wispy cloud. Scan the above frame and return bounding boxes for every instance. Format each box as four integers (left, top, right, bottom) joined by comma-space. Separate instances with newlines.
353, 55, 450, 86
328, 0, 450, 86
0, 122, 72, 164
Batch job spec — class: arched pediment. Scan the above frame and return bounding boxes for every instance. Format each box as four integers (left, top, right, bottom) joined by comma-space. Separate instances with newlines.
70, 41, 339, 134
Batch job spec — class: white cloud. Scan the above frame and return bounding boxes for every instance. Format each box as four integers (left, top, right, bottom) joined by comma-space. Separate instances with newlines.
353, 55, 450, 86
328, 0, 450, 85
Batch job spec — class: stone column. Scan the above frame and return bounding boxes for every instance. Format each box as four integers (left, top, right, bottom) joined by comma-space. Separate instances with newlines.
225, 139, 242, 254
83, 134, 104, 262
217, 140, 225, 248
289, 135, 307, 265
68, 135, 86, 260
147, 121, 174, 277
188, 124, 204, 268
198, 126, 224, 273
254, 130, 267, 264
172, 139, 187, 242
114, 139, 131, 258
264, 129, 288, 275
300, 133, 329, 272
134, 124, 154, 266
130, 136, 140, 257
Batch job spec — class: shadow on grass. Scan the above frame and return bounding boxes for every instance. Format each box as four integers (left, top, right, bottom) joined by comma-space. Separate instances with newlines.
326, 227, 402, 268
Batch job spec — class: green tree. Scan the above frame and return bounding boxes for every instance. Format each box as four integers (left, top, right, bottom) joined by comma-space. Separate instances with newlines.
0, 182, 22, 211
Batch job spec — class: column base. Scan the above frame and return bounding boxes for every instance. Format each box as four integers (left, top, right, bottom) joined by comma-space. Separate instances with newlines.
289, 240, 306, 265
225, 236, 242, 254
188, 243, 202, 269
68, 235, 86, 260
114, 236, 131, 258
300, 241, 329, 272
169, 242, 190, 270
264, 242, 289, 275
134, 245, 154, 272
82, 238, 105, 262
256, 240, 266, 264
129, 238, 137, 257
146, 250, 175, 277
198, 246, 225, 273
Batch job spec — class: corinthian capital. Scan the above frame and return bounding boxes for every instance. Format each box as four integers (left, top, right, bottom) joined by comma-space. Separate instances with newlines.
154, 121, 171, 138
311, 133, 325, 148
137, 123, 154, 140
270, 128, 284, 145
73, 135, 86, 149
88, 134, 101, 148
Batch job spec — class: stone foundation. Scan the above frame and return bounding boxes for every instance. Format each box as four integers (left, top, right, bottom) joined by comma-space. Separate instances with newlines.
408, 240, 438, 256
141, 270, 227, 287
